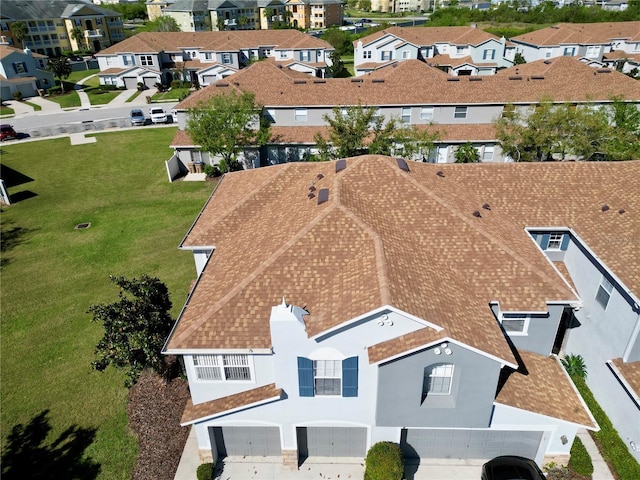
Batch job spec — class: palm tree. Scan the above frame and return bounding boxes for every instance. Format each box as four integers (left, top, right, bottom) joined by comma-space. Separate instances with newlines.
10, 21, 28, 49
70, 26, 84, 52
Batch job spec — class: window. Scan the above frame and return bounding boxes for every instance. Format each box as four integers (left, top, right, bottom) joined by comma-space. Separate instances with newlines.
454, 106, 467, 119
596, 276, 614, 309
264, 108, 276, 123
205, 52, 213, 60
563, 47, 576, 56
547, 232, 563, 250
301, 50, 310, 61
402, 50, 410, 59
544, 48, 552, 58
12, 62, 27, 74
222, 53, 232, 64
96, 18, 103, 26
74, 19, 82, 27
483, 49, 496, 60
482, 146, 494, 161
420, 106, 434, 120
501, 314, 529, 335
295, 108, 307, 122
298, 356, 358, 397
422, 363, 454, 400
586, 45, 599, 58
456, 46, 465, 54
401, 107, 411, 124
192, 354, 251, 381
313, 360, 341, 395
381, 51, 393, 61
140, 55, 153, 66
363, 51, 372, 59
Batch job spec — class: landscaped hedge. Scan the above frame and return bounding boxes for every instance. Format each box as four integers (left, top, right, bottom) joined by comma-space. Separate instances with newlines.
573, 376, 640, 480
196, 462, 213, 480
569, 436, 593, 477
364, 441, 404, 480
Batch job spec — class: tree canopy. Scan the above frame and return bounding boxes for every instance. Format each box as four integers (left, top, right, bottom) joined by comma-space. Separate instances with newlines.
10, 22, 28, 49
314, 104, 439, 161
187, 91, 270, 172
46, 57, 73, 91
495, 99, 640, 162
144, 16, 180, 32
89, 275, 174, 387
454, 142, 481, 163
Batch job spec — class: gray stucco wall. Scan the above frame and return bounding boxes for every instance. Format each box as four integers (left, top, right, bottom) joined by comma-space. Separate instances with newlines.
505, 305, 566, 356
376, 343, 500, 428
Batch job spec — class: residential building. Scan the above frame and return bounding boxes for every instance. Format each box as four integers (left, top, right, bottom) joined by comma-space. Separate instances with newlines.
163, 155, 640, 468
354, 26, 515, 77
0, 0, 125, 55
146, 0, 176, 21
510, 21, 640, 68
95, 30, 334, 88
169, 55, 640, 168
162, 0, 210, 32
0, 45, 54, 100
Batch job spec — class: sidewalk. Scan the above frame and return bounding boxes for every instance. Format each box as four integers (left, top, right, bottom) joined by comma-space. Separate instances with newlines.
577, 429, 615, 480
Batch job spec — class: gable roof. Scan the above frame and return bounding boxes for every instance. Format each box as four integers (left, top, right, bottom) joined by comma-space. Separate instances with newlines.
356, 26, 502, 49
98, 30, 333, 56
176, 56, 640, 110
0, 0, 121, 21
510, 21, 640, 47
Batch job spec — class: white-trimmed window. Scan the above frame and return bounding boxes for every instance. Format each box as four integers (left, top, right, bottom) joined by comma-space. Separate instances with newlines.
401, 107, 411, 124
420, 106, 434, 120
193, 354, 252, 381
595, 276, 614, 309
501, 315, 529, 335
563, 47, 576, 56
482, 146, 494, 161
454, 106, 467, 119
456, 46, 465, 54
363, 51, 372, 59
140, 55, 153, 66
301, 50, 310, 61
295, 108, 307, 122
544, 49, 552, 58
313, 359, 341, 395
402, 50, 410, 59
381, 50, 393, 61
424, 363, 454, 395
547, 232, 564, 250
586, 45, 599, 58
483, 49, 496, 60
222, 53, 232, 64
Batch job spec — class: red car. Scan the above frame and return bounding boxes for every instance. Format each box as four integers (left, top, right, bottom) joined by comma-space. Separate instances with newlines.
0, 124, 18, 141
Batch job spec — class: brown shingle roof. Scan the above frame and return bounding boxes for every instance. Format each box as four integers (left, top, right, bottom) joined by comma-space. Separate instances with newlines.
496, 351, 597, 428
511, 21, 640, 47
175, 56, 640, 110
98, 30, 333, 56
356, 26, 502, 49
368, 328, 449, 364
181, 383, 282, 425
611, 358, 640, 399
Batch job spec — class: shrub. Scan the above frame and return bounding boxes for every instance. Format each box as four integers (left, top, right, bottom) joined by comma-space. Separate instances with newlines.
364, 441, 404, 480
171, 80, 191, 89
137, 82, 145, 92
12, 91, 23, 101
569, 436, 593, 476
203, 164, 221, 178
561, 354, 587, 379
100, 85, 118, 91
48, 86, 62, 95
196, 462, 213, 480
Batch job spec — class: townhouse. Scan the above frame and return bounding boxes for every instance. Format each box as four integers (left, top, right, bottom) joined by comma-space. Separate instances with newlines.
353, 26, 516, 77
168, 55, 640, 169
0, 44, 54, 100
510, 21, 640, 74
164, 155, 640, 468
145, 0, 344, 32
0, 0, 125, 56
95, 30, 334, 89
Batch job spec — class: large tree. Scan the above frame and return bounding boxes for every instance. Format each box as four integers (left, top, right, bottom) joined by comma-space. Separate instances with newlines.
144, 16, 181, 32
89, 275, 174, 387
187, 91, 270, 172
46, 56, 73, 92
454, 142, 481, 163
314, 104, 439, 160
10, 22, 28, 49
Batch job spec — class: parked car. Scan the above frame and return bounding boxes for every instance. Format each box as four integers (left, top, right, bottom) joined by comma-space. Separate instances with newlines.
0, 124, 18, 141
149, 107, 168, 124
481, 456, 545, 480
130, 109, 145, 126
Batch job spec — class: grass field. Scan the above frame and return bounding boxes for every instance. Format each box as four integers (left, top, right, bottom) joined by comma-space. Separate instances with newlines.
0, 129, 213, 479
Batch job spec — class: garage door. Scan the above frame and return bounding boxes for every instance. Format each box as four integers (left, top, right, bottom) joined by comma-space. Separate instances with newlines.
297, 427, 367, 458
123, 77, 137, 90
401, 429, 542, 460
210, 426, 281, 457
143, 77, 157, 88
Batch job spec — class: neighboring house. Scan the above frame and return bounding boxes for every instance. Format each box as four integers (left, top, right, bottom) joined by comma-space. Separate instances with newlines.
95, 30, 334, 88
0, 0, 125, 56
510, 21, 640, 65
0, 45, 54, 100
353, 26, 515, 77
146, 0, 176, 21
164, 157, 640, 469
286, 0, 344, 30
168, 55, 640, 169
370, 0, 430, 13
162, 0, 210, 32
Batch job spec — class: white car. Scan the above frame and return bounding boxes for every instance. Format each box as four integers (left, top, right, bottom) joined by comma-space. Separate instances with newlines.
149, 107, 168, 124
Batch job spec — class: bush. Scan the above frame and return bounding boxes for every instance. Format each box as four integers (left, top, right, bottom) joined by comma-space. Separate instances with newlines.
100, 84, 118, 91
137, 82, 145, 92
364, 442, 404, 480
12, 91, 23, 101
569, 436, 593, 476
48, 86, 62, 95
203, 164, 221, 178
196, 463, 213, 480
561, 354, 587, 379
171, 80, 191, 89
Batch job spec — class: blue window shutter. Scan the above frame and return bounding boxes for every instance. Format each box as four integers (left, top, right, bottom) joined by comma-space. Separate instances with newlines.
540, 233, 550, 250
560, 234, 570, 251
342, 356, 358, 397
530, 233, 539, 242
298, 357, 314, 397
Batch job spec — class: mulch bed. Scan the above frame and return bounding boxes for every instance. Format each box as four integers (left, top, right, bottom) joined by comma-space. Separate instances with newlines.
128, 369, 191, 480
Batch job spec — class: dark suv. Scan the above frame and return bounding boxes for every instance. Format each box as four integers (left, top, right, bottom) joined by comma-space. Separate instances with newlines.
0, 124, 18, 141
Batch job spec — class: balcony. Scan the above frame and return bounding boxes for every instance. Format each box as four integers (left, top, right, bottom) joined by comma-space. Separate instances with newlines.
224, 19, 237, 26
84, 29, 104, 38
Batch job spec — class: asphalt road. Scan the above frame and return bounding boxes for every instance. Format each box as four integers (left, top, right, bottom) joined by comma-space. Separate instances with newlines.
8, 102, 179, 140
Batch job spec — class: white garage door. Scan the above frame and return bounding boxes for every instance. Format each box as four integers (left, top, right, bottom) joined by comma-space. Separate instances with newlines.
123, 77, 138, 90
210, 426, 281, 457
297, 427, 367, 458
401, 429, 542, 460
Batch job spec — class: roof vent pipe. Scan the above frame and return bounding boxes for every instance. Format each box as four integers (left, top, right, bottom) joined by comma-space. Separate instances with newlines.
602, 205, 609, 212
472, 210, 482, 218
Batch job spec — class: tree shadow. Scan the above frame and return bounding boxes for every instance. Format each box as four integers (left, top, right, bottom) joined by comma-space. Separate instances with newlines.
0, 219, 35, 268
1, 410, 101, 480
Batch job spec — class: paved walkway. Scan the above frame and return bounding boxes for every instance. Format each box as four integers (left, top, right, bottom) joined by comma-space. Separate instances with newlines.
577, 429, 615, 480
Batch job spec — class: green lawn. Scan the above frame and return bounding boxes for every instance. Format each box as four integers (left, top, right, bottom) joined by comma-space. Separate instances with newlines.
23, 101, 42, 112
0, 104, 14, 116
152, 88, 190, 102
67, 68, 100, 84
1, 129, 213, 479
